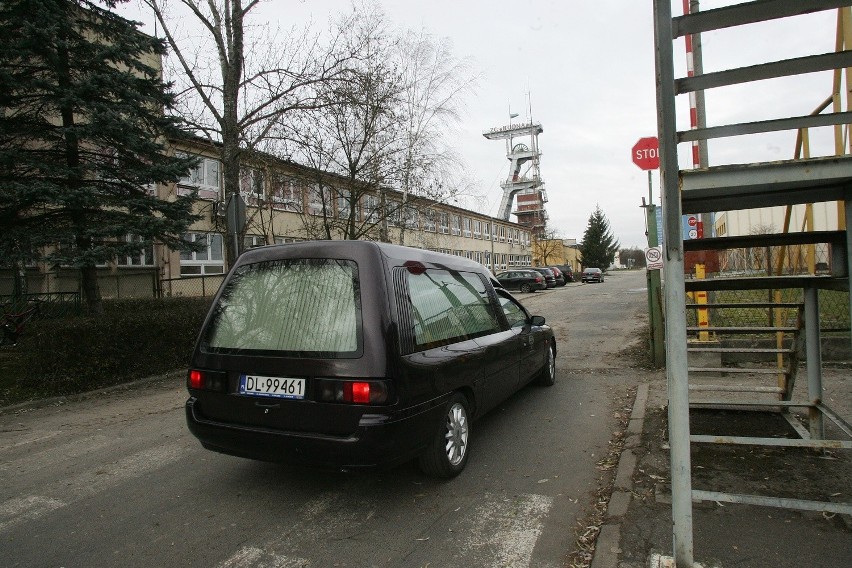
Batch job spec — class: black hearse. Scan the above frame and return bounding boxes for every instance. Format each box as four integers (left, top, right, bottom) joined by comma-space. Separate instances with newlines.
186, 241, 556, 477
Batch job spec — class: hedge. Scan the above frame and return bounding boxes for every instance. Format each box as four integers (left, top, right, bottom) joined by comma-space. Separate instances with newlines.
0, 297, 211, 406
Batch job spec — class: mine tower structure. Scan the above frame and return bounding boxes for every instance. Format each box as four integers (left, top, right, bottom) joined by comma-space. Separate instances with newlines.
483, 121, 549, 237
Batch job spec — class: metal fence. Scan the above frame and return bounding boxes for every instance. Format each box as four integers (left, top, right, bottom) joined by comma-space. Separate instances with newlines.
713, 244, 834, 277
686, 287, 849, 333
0, 291, 81, 318
158, 274, 225, 298
0, 270, 158, 301
685, 243, 849, 334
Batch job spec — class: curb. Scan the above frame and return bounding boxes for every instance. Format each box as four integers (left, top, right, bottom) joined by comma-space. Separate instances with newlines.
0, 369, 185, 416
590, 382, 650, 568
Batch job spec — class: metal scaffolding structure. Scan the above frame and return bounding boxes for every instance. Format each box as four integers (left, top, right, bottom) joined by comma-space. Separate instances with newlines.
482, 121, 549, 235
653, 1, 852, 565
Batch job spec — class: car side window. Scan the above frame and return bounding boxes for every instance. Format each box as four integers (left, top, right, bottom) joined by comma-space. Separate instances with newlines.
403, 268, 501, 351
498, 294, 528, 328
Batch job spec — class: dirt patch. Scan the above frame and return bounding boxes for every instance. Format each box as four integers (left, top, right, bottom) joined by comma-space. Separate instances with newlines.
619, 406, 852, 567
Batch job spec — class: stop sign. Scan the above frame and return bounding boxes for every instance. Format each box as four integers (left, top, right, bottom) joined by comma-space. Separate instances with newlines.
632, 137, 660, 170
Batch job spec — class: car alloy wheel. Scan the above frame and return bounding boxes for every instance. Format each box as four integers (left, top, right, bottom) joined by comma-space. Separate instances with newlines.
444, 401, 469, 466
536, 342, 556, 386
520, 283, 531, 293
418, 393, 471, 477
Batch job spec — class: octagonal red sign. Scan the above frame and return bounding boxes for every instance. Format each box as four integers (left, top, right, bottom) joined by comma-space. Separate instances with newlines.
632, 137, 660, 170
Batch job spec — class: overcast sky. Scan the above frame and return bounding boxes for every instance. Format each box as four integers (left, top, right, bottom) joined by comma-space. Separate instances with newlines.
119, 1, 840, 249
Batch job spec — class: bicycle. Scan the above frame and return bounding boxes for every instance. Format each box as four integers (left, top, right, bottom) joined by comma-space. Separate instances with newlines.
0, 299, 42, 347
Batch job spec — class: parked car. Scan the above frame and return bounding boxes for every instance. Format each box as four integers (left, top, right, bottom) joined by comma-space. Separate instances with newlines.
547, 266, 567, 287
186, 241, 556, 478
531, 267, 557, 288
555, 265, 575, 283
581, 267, 604, 283
494, 269, 547, 293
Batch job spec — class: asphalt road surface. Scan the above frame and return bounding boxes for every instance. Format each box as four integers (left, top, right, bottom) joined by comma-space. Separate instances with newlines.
1, 270, 650, 568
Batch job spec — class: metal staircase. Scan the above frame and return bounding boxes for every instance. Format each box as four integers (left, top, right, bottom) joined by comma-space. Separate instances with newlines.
653, 1, 852, 565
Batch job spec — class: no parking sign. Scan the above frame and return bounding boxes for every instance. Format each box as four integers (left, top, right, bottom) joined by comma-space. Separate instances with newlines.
645, 246, 663, 270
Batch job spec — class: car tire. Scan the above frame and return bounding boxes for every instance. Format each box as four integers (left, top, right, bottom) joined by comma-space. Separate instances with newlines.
418, 393, 471, 478
520, 283, 531, 293
536, 341, 556, 386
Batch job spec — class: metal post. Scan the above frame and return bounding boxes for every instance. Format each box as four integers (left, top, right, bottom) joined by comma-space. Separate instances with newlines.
646, 201, 665, 366
846, 199, 851, 356
654, 0, 694, 564
804, 285, 825, 439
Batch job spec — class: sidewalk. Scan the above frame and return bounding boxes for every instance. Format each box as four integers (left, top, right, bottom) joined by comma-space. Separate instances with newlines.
593, 367, 851, 568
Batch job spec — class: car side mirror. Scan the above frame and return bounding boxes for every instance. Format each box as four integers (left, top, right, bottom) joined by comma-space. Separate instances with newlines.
530, 315, 546, 326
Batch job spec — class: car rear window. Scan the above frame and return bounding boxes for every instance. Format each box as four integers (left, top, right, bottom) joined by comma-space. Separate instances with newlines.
403, 269, 500, 351
201, 258, 362, 357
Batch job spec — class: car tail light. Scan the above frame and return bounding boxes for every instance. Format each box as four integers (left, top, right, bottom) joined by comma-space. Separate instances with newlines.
187, 369, 227, 392
535, 276, 542, 282
189, 369, 204, 389
317, 379, 390, 405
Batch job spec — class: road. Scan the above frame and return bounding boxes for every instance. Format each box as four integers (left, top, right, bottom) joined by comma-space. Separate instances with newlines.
0, 270, 649, 568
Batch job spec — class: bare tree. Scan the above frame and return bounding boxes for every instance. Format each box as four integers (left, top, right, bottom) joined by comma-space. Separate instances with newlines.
532, 228, 563, 266
394, 29, 476, 245
143, 0, 360, 263
284, 4, 477, 243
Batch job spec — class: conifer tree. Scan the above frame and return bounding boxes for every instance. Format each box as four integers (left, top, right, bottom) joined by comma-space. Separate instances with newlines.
0, 0, 198, 314
579, 205, 619, 269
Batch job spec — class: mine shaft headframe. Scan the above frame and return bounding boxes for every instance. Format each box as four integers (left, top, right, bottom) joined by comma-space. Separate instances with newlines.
482, 122, 544, 141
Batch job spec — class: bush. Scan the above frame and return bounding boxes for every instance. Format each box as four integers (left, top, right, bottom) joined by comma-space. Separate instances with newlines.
0, 297, 210, 405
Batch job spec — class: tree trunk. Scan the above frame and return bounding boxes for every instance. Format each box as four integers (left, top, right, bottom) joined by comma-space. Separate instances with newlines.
80, 265, 103, 316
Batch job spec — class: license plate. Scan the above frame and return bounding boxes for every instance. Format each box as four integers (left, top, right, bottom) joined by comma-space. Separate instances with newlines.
239, 374, 306, 399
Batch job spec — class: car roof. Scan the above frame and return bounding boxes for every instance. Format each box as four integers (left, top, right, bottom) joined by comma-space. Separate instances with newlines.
234, 240, 489, 275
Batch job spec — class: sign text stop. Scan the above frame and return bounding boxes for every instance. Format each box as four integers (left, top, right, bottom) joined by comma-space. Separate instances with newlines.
632, 137, 660, 170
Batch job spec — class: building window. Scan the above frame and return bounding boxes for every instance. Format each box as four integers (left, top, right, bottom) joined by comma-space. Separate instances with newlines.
274, 236, 302, 244
423, 209, 437, 232
484, 222, 491, 240
337, 194, 353, 220
117, 235, 154, 267
463, 217, 472, 238
499, 226, 506, 243
271, 174, 302, 211
404, 206, 419, 229
243, 235, 268, 249
308, 184, 330, 216
180, 232, 224, 275
177, 153, 220, 200
362, 195, 380, 223
473, 220, 482, 239
440, 212, 450, 234
451, 215, 462, 236
239, 167, 264, 202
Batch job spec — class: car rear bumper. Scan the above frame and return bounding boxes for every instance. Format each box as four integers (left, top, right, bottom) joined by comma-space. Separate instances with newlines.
185, 396, 445, 469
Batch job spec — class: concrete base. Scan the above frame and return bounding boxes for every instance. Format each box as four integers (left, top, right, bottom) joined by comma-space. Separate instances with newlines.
649, 553, 717, 568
